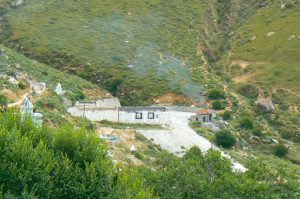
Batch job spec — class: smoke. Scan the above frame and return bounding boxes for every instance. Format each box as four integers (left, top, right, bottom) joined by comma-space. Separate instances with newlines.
79, 15, 204, 102
130, 44, 203, 101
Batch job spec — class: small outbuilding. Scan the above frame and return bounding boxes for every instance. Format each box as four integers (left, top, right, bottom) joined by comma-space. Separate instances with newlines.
192, 109, 214, 123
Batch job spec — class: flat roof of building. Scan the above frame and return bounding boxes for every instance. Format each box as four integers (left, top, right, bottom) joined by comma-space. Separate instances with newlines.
77, 98, 121, 109
120, 106, 168, 112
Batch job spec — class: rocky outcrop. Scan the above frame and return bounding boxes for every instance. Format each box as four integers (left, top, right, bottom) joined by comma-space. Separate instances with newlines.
54, 83, 65, 96
11, 0, 24, 8
256, 98, 275, 113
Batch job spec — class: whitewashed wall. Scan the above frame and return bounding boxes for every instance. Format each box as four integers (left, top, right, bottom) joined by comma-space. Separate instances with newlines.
118, 110, 168, 124
67, 107, 119, 122
67, 106, 195, 126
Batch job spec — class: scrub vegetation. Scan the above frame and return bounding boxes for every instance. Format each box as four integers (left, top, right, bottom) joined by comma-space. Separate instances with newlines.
0, 110, 299, 198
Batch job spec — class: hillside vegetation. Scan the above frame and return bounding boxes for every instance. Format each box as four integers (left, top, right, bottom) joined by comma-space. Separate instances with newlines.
1, 110, 299, 198
0, 44, 108, 125
1, 0, 212, 105
228, 1, 300, 104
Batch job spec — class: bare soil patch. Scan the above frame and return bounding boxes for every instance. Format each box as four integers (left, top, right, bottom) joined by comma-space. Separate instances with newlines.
1, 88, 30, 103
231, 60, 265, 69
83, 88, 111, 100
153, 93, 192, 105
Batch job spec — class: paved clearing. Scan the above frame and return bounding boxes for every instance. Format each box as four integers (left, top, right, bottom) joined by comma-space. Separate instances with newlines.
139, 111, 246, 172
139, 111, 215, 155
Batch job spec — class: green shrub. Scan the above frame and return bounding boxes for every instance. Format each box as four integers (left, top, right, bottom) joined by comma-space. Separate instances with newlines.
215, 129, 236, 149
0, 110, 153, 198
273, 144, 289, 158
221, 110, 231, 120
212, 100, 226, 110
191, 121, 202, 128
71, 90, 85, 101
18, 81, 27, 90
239, 117, 254, 129
35, 95, 65, 112
237, 84, 259, 99
208, 89, 226, 100
0, 94, 7, 106
135, 133, 147, 142
252, 128, 264, 137
280, 130, 293, 140
133, 151, 145, 160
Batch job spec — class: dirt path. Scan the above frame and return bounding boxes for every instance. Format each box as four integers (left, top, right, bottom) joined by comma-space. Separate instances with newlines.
7, 92, 29, 107
277, 88, 300, 99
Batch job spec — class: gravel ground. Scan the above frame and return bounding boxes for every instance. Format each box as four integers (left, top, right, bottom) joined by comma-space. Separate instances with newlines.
139, 111, 246, 172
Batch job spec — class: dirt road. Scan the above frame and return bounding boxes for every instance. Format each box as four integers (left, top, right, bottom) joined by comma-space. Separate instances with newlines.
139, 111, 214, 155
139, 111, 246, 172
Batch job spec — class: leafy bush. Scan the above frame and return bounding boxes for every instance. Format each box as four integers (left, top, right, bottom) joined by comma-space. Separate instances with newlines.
70, 90, 85, 101
237, 84, 259, 99
215, 129, 236, 149
208, 89, 226, 100
239, 117, 254, 129
35, 94, 65, 112
0, 94, 7, 106
221, 110, 231, 120
212, 100, 226, 110
252, 128, 264, 137
273, 144, 289, 158
280, 130, 293, 140
190, 121, 202, 128
18, 81, 28, 90
0, 110, 153, 198
135, 133, 147, 142
133, 151, 145, 160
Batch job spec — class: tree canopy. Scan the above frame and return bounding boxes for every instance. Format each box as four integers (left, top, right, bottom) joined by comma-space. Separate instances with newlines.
0, 110, 153, 198
0, 110, 299, 198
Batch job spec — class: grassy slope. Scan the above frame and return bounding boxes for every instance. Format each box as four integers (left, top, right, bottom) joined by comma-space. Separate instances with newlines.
0, 44, 108, 125
0, 44, 107, 100
230, 3, 300, 103
1, 0, 212, 105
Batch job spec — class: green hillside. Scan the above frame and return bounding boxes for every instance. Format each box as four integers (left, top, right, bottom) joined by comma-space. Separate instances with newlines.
0, 44, 108, 125
1, 1, 300, 197
1, 0, 213, 105
229, 2, 300, 104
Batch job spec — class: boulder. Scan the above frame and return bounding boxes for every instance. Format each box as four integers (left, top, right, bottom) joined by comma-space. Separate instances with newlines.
0, 49, 6, 57
256, 98, 275, 113
54, 83, 65, 96
266, 32, 275, 37
11, 0, 24, 8
130, 145, 136, 152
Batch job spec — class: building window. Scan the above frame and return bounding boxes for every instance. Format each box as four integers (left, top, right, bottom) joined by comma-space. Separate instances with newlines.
135, 112, 142, 119
148, 112, 155, 119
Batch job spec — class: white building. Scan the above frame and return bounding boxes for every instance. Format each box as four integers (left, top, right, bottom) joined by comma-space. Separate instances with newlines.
68, 98, 121, 122
119, 106, 168, 124
67, 98, 168, 125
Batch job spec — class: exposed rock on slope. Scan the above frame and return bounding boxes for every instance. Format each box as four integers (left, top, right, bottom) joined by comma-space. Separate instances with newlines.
256, 98, 276, 113
11, 0, 24, 8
